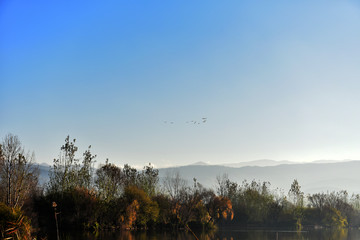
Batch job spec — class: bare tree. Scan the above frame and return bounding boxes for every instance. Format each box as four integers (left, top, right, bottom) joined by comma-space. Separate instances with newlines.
0, 133, 38, 208
216, 174, 238, 200
216, 174, 228, 197
162, 170, 187, 200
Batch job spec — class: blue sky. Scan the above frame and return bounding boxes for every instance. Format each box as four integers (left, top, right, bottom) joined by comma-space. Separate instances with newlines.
1, 0, 360, 168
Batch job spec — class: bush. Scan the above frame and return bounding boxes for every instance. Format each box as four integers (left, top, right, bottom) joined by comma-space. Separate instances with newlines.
0, 202, 32, 240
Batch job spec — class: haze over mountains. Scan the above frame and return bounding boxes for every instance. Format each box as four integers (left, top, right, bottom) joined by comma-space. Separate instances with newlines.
189, 159, 353, 167
38, 159, 360, 195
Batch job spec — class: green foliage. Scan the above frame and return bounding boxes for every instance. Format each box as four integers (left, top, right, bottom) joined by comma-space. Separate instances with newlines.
153, 194, 172, 225
289, 179, 304, 207
123, 186, 159, 228
322, 207, 348, 228
226, 180, 276, 225
6, 133, 360, 236
122, 164, 138, 187
122, 163, 159, 197
79, 146, 96, 189
240, 181, 274, 223
137, 163, 159, 197
306, 191, 355, 228
95, 160, 123, 201
288, 179, 304, 229
48, 136, 96, 193
48, 136, 79, 192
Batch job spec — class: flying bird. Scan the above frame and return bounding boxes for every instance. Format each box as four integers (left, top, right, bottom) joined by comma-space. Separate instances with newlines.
184, 117, 208, 125
163, 117, 208, 125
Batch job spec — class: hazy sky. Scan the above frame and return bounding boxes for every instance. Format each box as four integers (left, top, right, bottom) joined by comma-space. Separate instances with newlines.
1, 1, 360, 168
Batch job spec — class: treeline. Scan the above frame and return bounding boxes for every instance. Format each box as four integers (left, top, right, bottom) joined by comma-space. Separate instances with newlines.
216, 176, 360, 229
0, 135, 233, 239
2, 134, 360, 239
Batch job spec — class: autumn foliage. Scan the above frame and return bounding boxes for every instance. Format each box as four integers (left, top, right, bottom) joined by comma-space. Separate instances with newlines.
0, 202, 32, 240
5, 134, 360, 239
6, 134, 360, 240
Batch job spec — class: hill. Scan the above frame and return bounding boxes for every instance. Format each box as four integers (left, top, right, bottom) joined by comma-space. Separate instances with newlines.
36, 160, 360, 194
158, 161, 360, 194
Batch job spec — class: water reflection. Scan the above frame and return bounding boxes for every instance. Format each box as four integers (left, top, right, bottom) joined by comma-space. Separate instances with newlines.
215, 229, 351, 240
58, 228, 360, 240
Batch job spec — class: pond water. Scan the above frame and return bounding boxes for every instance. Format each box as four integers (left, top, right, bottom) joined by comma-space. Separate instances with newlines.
53, 228, 360, 240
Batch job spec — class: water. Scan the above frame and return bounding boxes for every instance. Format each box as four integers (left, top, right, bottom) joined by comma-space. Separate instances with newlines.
55, 228, 360, 240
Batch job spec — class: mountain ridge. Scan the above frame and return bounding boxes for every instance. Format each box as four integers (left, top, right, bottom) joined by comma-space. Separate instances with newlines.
158, 160, 360, 194
36, 160, 360, 194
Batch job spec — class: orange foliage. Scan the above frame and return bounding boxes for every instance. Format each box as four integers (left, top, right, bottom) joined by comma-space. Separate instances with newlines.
209, 196, 234, 222
0, 203, 32, 240
172, 202, 181, 215
123, 186, 159, 227
124, 200, 140, 229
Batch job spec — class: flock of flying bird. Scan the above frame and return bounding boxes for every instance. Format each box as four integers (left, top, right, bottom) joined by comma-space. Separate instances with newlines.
163, 117, 207, 125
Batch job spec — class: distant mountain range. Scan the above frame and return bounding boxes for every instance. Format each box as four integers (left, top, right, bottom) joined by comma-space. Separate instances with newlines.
37, 160, 360, 194
159, 160, 360, 194
223, 159, 294, 167
188, 159, 354, 167
37, 163, 51, 187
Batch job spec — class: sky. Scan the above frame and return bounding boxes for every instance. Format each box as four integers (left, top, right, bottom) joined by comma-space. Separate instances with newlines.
1, 0, 360, 168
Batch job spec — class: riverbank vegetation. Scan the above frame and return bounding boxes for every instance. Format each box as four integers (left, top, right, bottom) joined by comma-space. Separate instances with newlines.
1, 134, 360, 239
